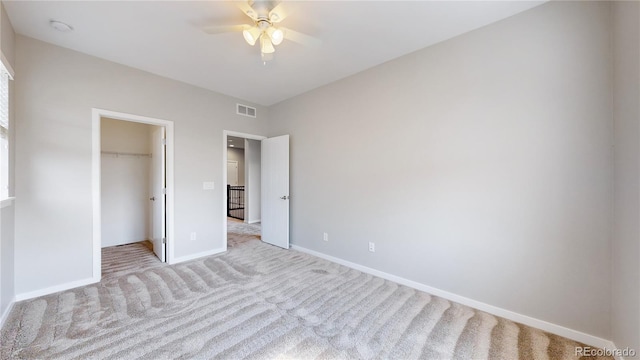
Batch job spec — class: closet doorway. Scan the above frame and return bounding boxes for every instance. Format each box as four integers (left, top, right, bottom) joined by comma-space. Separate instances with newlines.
92, 109, 175, 282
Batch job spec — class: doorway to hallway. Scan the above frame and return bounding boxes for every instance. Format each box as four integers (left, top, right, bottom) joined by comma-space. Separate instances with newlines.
222, 131, 290, 250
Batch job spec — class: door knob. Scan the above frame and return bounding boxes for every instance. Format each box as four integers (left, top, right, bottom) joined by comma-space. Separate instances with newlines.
150, 197, 156, 201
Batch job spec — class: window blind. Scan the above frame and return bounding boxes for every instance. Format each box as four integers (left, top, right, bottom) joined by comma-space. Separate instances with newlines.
0, 65, 8, 132
0, 60, 10, 199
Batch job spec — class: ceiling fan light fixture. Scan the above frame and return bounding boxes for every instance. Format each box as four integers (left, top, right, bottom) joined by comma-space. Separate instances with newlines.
267, 27, 284, 46
242, 26, 261, 46
261, 52, 274, 63
203, 1, 318, 62
260, 35, 275, 54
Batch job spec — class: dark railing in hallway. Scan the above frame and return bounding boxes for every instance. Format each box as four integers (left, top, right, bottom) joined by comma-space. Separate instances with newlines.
227, 185, 244, 220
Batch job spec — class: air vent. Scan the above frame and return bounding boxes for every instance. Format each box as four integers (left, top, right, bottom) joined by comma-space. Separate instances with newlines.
236, 103, 257, 118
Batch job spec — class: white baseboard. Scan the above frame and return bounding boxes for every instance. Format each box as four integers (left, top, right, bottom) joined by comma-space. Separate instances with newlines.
171, 247, 226, 264
101, 239, 149, 249
247, 219, 261, 224
291, 244, 614, 350
15, 276, 99, 302
0, 297, 16, 329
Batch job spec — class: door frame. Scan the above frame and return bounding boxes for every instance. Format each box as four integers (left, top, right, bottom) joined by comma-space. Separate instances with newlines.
92, 108, 176, 282
223, 130, 266, 250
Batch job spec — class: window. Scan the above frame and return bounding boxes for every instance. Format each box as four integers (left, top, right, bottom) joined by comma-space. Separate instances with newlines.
0, 59, 11, 200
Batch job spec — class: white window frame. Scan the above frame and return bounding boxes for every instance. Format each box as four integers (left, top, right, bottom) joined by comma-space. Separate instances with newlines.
0, 52, 14, 206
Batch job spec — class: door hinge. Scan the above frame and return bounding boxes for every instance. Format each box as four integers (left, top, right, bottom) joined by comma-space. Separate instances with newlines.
162, 139, 167, 145
162, 188, 167, 195
162, 237, 166, 244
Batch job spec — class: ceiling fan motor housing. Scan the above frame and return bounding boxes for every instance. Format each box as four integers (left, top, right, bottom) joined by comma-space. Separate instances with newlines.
249, 0, 279, 20
257, 20, 271, 30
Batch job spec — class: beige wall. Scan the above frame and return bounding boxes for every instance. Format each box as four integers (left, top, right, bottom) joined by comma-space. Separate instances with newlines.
14, 36, 269, 295
101, 117, 153, 154
612, 0, 640, 355
269, 1, 612, 338
0, 1, 15, 323
0, 2, 13, 68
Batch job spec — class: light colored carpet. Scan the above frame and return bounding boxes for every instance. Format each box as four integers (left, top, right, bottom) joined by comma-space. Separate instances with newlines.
101, 240, 162, 277
227, 218, 261, 236
228, 218, 261, 248
1, 235, 610, 359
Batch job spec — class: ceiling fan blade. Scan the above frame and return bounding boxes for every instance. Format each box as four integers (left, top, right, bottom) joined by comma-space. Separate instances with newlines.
281, 27, 322, 48
268, 3, 288, 23
203, 24, 250, 35
235, 1, 258, 21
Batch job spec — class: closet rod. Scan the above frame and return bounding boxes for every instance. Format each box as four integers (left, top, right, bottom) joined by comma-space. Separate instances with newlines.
101, 151, 152, 158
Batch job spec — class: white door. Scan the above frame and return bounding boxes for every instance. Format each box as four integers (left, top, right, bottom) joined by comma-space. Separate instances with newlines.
261, 135, 289, 249
151, 126, 166, 262
227, 160, 238, 186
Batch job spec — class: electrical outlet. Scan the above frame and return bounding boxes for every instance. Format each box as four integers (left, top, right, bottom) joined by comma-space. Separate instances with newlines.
368, 242, 375, 252
323, 232, 328, 242
190, 232, 197, 241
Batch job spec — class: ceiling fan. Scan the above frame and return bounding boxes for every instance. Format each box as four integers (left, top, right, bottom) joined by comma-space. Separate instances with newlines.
204, 0, 319, 63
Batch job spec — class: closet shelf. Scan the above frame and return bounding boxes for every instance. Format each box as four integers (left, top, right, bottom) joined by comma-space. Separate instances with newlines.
101, 151, 151, 158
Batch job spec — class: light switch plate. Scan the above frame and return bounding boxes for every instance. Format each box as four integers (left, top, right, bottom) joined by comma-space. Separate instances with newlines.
203, 182, 215, 190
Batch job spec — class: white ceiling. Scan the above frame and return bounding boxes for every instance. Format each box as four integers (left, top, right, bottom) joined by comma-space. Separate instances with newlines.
3, 1, 545, 106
